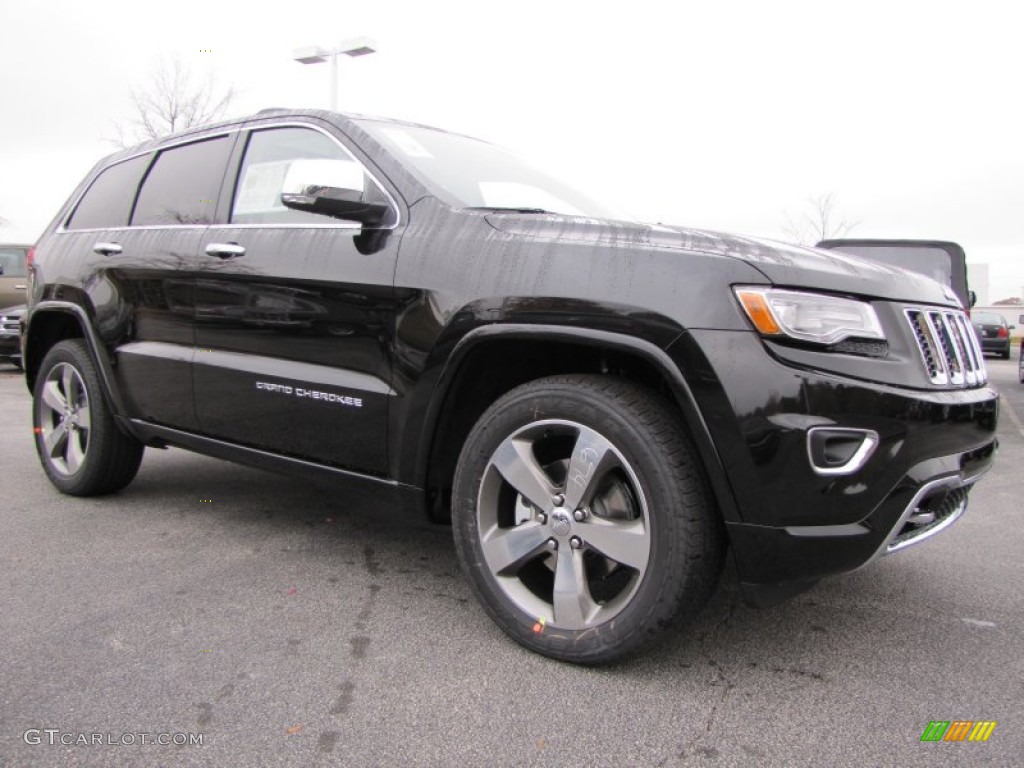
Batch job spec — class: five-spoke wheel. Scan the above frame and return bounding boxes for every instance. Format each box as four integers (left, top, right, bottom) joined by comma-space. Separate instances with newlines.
37, 362, 92, 475
33, 339, 144, 496
453, 375, 724, 664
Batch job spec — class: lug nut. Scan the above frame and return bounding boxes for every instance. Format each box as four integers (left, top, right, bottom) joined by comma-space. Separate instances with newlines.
570, 536, 583, 550
537, 512, 548, 525
547, 539, 558, 551
552, 494, 565, 507
573, 509, 587, 521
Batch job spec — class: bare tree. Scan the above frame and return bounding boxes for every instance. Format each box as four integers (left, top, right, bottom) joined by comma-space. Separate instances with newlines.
113, 55, 237, 147
783, 192, 859, 246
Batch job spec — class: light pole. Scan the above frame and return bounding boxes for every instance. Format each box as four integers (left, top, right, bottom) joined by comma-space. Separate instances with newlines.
293, 37, 378, 111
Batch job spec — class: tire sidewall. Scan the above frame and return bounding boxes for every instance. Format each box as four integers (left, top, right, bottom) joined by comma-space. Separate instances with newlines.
453, 378, 709, 663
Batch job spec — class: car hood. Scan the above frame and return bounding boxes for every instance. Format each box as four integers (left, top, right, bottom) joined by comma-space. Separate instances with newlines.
484, 214, 956, 307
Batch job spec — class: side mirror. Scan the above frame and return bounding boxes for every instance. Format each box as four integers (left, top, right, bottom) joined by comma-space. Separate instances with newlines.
1009, 325, 1017, 330
280, 158, 389, 226
968, 290, 977, 307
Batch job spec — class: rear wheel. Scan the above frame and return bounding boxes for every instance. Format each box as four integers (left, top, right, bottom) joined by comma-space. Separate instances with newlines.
452, 375, 725, 664
33, 339, 144, 496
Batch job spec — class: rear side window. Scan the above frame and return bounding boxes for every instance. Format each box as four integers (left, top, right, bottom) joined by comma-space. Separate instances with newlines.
0, 247, 28, 277
132, 136, 232, 226
66, 154, 151, 230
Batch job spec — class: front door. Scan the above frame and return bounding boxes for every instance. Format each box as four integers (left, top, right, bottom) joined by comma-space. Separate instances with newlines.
192, 123, 402, 475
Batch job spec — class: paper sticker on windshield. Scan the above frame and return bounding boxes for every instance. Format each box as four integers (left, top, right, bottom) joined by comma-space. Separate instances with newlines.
381, 128, 434, 159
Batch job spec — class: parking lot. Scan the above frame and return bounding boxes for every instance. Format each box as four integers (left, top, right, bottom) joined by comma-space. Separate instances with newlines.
2, 355, 1022, 768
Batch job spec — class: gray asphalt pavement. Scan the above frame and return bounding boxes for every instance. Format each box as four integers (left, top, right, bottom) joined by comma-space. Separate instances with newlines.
1, 355, 1022, 767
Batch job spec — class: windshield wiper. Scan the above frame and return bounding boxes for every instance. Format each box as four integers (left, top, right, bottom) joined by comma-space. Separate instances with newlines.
464, 206, 553, 214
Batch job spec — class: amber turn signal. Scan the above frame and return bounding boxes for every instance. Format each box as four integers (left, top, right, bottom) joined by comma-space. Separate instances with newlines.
735, 290, 782, 335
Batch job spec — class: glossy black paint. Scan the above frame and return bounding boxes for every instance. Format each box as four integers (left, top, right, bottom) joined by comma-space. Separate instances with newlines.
25, 109, 999, 602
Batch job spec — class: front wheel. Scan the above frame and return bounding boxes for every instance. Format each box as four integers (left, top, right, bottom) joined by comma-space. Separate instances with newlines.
33, 339, 144, 496
452, 375, 725, 664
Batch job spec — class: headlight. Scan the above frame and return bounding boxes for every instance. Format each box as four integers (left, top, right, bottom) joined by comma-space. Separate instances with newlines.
734, 287, 885, 345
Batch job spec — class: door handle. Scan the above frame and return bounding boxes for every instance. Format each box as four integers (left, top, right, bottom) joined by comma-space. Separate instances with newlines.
93, 242, 122, 256
15, 284, 27, 290
205, 242, 246, 259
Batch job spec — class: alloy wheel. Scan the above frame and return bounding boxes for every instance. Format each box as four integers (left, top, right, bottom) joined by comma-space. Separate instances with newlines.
476, 419, 652, 631
38, 362, 92, 475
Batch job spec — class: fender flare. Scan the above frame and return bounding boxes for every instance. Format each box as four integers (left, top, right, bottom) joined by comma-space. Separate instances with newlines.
418, 322, 740, 523
25, 301, 135, 432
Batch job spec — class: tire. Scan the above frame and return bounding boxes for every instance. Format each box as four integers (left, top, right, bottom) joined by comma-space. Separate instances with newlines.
33, 339, 144, 496
452, 374, 725, 664
1001, 348, 1010, 360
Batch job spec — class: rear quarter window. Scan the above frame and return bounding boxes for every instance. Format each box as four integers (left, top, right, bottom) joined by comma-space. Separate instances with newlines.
65, 154, 151, 230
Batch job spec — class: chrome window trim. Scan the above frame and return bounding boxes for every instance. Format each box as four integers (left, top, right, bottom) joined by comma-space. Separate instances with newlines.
56, 118, 402, 235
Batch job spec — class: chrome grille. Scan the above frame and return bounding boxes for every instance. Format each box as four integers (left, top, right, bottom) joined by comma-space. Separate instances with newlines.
904, 308, 986, 386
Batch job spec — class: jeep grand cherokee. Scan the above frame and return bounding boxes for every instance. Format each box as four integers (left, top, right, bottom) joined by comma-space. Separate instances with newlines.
23, 109, 998, 663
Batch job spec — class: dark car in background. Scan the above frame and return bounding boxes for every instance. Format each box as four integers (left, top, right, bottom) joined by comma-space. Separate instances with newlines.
0, 244, 31, 310
971, 312, 1013, 359
0, 304, 26, 368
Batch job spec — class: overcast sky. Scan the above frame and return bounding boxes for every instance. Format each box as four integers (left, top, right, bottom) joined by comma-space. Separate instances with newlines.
2, 0, 1021, 301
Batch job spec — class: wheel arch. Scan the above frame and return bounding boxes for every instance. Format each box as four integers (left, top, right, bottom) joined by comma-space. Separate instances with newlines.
416, 324, 739, 525
24, 301, 133, 430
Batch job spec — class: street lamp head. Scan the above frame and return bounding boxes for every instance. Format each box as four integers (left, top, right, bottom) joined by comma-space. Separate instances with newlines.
337, 36, 378, 57
293, 46, 330, 65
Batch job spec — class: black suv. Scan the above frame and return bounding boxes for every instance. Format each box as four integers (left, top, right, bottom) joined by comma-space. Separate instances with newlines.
24, 109, 998, 663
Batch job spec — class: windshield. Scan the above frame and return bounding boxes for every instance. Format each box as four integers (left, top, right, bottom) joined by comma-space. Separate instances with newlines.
971, 313, 1004, 325
356, 120, 627, 220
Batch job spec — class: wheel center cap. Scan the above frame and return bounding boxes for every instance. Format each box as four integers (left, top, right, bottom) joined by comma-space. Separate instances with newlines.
551, 509, 572, 537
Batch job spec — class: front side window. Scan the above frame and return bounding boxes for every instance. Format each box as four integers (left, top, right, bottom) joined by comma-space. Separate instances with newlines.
231, 126, 393, 226
132, 136, 232, 226
66, 154, 151, 230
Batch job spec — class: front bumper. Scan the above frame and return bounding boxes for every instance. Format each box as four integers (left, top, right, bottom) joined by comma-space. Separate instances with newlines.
727, 446, 994, 604
673, 330, 999, 603
0, 333, 21, 360
979, 337, 1010, 355
0, 311, 23, 357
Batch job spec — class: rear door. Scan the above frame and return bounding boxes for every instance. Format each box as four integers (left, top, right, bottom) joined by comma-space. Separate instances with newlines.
58, 134, 236, 431
111, 134, 237, 430
191, 121, 403, 474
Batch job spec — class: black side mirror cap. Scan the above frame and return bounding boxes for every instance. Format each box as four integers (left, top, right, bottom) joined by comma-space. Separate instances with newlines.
282, 189, 389, 226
